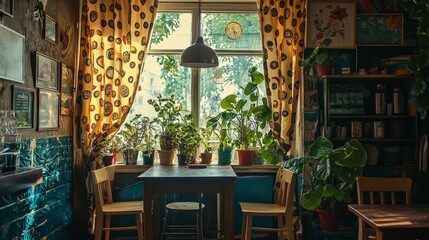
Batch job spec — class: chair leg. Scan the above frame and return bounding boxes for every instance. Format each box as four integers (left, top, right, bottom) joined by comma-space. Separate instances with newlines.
285, 215, 295, 240
241, 213, 247, 240
277, 215, 284, 240
136, 213, 144, 240
358, 220, 365, 240
95, 212, 104, 240
161, 209, 170, 240
245, 214, 253, 240
105, 215, 111, 240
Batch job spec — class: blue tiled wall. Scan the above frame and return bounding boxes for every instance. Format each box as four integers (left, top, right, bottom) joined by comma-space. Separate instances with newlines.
0, 137, 73, 240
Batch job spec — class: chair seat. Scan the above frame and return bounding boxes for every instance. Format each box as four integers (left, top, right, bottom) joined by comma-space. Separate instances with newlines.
240, 202, 286, 215
166, 201, 205, 211
102, 201, 144, 214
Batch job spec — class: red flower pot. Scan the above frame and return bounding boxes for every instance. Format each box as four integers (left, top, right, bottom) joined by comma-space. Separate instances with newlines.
237, 149, 255, 166
316, 208, 342, 231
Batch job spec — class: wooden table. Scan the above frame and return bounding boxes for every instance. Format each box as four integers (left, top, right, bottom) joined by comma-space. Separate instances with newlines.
138, 165, 237, 240
348, 204, 429, 240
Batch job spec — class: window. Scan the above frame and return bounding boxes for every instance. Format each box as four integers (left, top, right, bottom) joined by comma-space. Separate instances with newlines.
126, 2, 263, 163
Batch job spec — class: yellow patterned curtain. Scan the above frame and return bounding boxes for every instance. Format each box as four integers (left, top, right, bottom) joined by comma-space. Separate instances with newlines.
257, 0, 305, 155
78, 0, 158, 156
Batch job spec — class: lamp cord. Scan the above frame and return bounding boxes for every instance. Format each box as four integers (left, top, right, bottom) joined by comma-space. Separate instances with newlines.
197, 0, 201, 37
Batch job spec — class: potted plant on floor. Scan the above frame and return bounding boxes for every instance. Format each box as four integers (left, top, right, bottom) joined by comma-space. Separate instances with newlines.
148, 94, 182, 165
174, 113, 202, 165
285, 136, 367, 231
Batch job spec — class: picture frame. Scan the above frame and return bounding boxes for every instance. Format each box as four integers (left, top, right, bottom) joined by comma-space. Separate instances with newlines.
12, 86, 35, 129
306, 1, 356, 48
35, 52, 59, 91
0, 24, 25, 83
43, 13, 57, 45
356, 14, 403, 46
0, 0, 13, 17
60, 63, 73, 116
37, 89, 60, 131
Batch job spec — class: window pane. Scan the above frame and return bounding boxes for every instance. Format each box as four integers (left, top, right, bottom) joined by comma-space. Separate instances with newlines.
129, 54, 192, 118
199, 55, 263, 126
150, 13, 192, 50
202, 13, 262, 51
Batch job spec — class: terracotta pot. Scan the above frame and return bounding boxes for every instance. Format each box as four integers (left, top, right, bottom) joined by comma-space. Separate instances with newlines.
316, 208, 342, 231
158, 149, 175, 165
314, 64, 332, 78
200, 152, 213, 164
237, 149, 255, 166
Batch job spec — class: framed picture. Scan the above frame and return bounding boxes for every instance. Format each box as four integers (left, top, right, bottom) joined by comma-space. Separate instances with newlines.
37, 89, 60, 131
60, 63, 73, 116
43, 14, 57, 45
356, 14, 403, 46
0, 0, 13, 17
306, 1, 356, 48
12, 86, 35, 129
35, 52, 59, 91
0, 24, 25, 83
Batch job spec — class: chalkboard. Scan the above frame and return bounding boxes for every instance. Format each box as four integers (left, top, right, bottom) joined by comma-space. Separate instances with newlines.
12, 86, 34, 129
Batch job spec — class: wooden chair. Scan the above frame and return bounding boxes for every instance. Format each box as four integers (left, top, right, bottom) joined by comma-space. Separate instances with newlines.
356, 176, 412, 240
92, 165, 144, 240
240, 168, 297, 240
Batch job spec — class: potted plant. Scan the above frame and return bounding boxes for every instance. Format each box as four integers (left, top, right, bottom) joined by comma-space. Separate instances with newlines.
301, 44, 347, 78
117, 114, 147, 165
284, 136, 367, 231
200, 127, 215, 164
140, 116, 157, 165
206, 112, 235, 165
148, 94, 182, 165
215, 66, 272, 165
174, 113, 202, 165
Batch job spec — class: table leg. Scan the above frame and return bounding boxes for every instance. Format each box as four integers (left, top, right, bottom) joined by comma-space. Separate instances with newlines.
153, 193, 161, 239
376, 229, 383, 240
223, 181, 234, 240
143, 182, 153, 240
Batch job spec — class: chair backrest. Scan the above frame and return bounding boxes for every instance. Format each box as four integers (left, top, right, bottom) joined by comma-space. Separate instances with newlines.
356, 176, 412, 205
92, 166, 116, 208
276, 168, 297, 213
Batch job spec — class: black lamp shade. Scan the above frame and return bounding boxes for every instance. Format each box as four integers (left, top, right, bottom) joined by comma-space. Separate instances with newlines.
180, 36, 219, 68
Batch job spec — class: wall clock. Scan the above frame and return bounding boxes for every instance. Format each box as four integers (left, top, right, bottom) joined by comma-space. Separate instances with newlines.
225, 21, 243, 40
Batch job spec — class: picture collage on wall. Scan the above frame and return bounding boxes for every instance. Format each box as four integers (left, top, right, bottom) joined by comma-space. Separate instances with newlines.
0, 4, 74, 132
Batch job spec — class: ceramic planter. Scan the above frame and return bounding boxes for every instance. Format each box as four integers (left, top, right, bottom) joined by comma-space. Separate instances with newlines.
237, 149, 255, 165
143, 151, 155, 165
314, 64, 332, 78
218, 146, 234, 165
316, 208, 342, 231
158, 149, 175, 165
200, 152, 213, 164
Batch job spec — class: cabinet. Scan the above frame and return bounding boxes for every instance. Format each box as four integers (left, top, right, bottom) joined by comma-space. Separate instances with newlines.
319, 74, 418, 177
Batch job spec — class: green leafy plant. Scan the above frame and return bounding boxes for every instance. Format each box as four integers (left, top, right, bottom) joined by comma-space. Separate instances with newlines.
147, 94, 183, 150
117, 114, 148, 151
407, 1, 429, 122
200, 128, 215, 153
301, 45, 346, 77
285, 136, 367, 210
140, 116, 157, 157
213, 66, 271, 150
174, 113, 202, 161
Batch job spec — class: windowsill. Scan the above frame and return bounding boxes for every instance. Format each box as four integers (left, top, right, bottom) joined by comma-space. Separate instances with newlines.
0, 167, 43, 196
113, 164, 279, 174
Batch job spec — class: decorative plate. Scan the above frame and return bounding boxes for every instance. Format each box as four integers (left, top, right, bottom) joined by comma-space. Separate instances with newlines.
225, 21, 243, 40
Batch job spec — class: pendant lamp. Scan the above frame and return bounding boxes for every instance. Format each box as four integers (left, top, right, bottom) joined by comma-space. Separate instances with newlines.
180, 0, 219, 68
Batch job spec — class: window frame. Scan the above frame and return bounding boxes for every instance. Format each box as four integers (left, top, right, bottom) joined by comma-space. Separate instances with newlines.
149, 2, 263, 127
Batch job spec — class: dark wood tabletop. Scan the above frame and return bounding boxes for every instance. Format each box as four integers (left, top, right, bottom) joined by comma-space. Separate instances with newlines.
138, 164, 237, 179
348, 204, 429, 240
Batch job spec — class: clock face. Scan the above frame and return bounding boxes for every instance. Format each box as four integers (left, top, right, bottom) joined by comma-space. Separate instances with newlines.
225, 21, 243, 40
